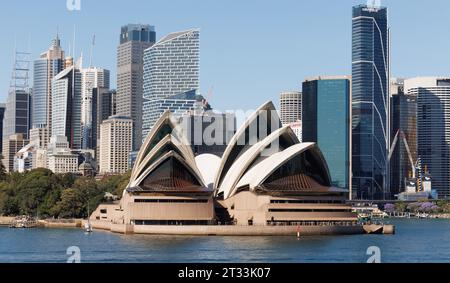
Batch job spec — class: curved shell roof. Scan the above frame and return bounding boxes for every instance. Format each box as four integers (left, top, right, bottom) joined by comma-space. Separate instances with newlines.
218, 125, 299, 199
130, 150, 206, 190
235, 143, 331, 191
128, 111, 205, 193
195, 154, 222, 190
128, 102, 339, 199
214, 101, 282, 190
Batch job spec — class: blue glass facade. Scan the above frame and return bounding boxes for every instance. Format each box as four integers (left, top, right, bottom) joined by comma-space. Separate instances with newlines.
352, 5, 390, 200
120, 24, 156, 44
32, 58, 64, 128
32, 59, 48, 128
303, 78, 350, 189
390, 93, 417, 197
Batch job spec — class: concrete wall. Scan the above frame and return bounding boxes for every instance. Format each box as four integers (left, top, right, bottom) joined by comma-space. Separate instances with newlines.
224, 191, 357, 225
90, 203, 121, 223
131, 224, 364, 236
127, 201, 214, 221
121, 193, 215, 224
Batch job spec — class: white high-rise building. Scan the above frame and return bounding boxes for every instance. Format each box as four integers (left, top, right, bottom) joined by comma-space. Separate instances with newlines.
99, 116, 133, 174
404, 77, 450, 199
80, 67, 110, 149
51, 63, 82, 150
280, 91, 302, 141
81, 67, 110, 127
142, 29, 200, 140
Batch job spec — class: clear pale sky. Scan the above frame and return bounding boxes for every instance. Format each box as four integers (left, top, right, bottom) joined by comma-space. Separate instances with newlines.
0, 0, 449, 111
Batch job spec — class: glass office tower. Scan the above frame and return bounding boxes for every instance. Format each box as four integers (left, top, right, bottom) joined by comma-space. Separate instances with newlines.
142, 29, 200, 140
352, 4, 390, 200
302, 76, 351, 190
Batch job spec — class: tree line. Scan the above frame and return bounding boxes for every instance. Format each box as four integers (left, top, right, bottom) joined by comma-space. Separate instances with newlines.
0, 161, 130, 219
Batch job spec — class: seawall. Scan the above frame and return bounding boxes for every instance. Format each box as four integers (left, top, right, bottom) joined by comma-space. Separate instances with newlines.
86, 220, 366, 236
38, 219, 82, 228
0, 216, 14, 226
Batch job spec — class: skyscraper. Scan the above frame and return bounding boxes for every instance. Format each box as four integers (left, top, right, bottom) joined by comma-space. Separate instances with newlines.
405, 77, 450, 199
92, 88, 116, 153
142, 28, 200, 140
51, 64, 83, 150
80, 66, 110, 149
279, 91, 302, 141
116, 24, 156, 151
32, 35, 65, 139
302, 76, 351, 190
0, 103, 6, 154
352, 4, 390, 200
389, 78, 417, 197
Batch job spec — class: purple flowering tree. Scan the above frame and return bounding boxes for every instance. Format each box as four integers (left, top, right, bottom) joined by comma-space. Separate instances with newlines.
384, 203, 395, 213
420, 202, 434, 212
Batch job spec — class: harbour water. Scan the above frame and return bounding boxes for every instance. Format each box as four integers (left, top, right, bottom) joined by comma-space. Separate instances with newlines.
1, 219, 449, 263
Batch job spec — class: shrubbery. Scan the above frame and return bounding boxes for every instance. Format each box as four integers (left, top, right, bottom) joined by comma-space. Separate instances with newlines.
384, 200, 449, 214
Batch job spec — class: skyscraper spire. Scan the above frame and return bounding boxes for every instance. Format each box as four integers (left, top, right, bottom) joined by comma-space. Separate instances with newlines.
52, 26, 61, 48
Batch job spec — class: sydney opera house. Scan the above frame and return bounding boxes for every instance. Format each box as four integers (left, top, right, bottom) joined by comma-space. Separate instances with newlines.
91, 101, 359, 235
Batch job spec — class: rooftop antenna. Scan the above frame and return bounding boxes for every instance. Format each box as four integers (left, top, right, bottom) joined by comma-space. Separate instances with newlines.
89, 34, 96, 68
72, 24, 76, 58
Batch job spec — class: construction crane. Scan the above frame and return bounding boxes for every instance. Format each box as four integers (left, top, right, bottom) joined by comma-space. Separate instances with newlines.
388, 129, 416, 179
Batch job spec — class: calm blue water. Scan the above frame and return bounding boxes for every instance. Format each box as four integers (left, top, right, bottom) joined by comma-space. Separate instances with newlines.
1, 219, 449, 263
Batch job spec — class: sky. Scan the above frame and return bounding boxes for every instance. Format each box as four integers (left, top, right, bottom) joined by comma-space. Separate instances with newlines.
1, 0, 450, 111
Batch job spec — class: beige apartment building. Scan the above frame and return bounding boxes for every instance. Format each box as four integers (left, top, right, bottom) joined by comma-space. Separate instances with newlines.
29, 127, 49, 150
47, 152, 78, 174
99, 116, 133, 174
2, 134, 29, 172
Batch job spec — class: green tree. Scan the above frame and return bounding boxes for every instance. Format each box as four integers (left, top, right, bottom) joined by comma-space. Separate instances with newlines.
0, 154, 6, 181
395, 202, 407, 213
54, 188, 86, 218
115, 171, 131, 197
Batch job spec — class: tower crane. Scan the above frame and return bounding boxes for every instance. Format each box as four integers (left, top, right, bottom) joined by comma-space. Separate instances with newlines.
388, 129, 417, 181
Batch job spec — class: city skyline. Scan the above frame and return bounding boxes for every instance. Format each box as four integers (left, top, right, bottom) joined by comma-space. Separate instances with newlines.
0, 0, 448, 200
1, 0, 450, 111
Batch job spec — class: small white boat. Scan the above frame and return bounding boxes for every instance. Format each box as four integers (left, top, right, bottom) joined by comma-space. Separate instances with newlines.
84, 222, 93, 233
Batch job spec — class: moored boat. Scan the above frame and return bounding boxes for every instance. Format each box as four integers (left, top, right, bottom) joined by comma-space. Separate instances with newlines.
9, 216, 38, 229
